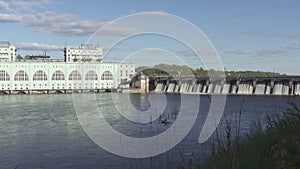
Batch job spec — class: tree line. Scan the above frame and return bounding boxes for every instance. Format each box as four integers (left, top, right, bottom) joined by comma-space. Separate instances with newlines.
136, 64, 287, 77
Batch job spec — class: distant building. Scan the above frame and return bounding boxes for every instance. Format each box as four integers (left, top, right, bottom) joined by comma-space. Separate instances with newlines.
64, 44, 103, 63
119, 63, 136, 83
0, 41, 16, 62
0, 42, 136, 92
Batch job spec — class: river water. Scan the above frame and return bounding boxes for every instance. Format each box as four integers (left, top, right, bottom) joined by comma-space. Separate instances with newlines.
0, 93, 299, 169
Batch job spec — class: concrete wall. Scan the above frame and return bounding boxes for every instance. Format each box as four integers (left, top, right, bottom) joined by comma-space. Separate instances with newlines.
0, 62, 135, 91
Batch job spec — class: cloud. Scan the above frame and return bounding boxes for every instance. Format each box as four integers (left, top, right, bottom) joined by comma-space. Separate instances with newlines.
0, 13, 21, 22
0, 0, 140, 37
284, 44, 300, 50
225, 43, 300, 57
15, 42, 64, 51
174, 49, 217, 57
28, 15, 138, 36
238, 31, 300, 39
51, 20, 105, 36
19, 12, 94, 36
0, 11, 138, 36
0, 0, 9, 10
238, 31, 262, 35
224, 49, 286, 56
11, 0, 51, 12
286, 34, 300, 39
237, 31, 280, 37
93, 22, 140, 36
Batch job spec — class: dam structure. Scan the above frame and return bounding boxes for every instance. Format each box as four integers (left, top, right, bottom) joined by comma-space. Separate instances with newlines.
151, 76, 300, 96
0, 42, 135, 94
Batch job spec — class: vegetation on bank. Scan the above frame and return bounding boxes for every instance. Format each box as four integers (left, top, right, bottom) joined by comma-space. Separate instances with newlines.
195, 103, 300, 169
136, 64, 287, 77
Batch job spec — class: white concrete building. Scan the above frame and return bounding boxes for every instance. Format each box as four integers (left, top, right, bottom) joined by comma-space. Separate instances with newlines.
0, 43, 136, 92
0, 61, 136, 91
64, 44, 103, 63
0, 41, 16, 62
119, 63, 136, 83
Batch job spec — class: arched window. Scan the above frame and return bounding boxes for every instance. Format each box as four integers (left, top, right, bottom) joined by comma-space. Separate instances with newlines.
85, 71, 98, 80
52, 71, 65, 81
14, 70, 28, 81
33, 70, 47, 81
0, 70, 10, 81
101, 71, 113, 80
69, 70, 81, 81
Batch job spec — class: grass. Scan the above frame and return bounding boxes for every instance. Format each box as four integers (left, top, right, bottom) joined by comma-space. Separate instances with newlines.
196, 102, 300, 169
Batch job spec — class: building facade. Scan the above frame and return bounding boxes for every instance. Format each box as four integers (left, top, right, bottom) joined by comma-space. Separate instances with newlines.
0, 62, 135, 91
64, 44, 103, 63
0, 44, 135, 92
119, 63, 136, 83
0, 41, 16, 62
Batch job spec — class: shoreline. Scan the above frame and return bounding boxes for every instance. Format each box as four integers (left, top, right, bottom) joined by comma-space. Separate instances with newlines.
0, 89, 299, 97
0, 89, 112, 95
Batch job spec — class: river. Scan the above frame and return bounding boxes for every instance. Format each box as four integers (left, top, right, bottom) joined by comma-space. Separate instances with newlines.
0, 93, 299, 169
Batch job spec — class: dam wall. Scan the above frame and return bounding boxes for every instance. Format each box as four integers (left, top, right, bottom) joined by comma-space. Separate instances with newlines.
152, 76, 300, 96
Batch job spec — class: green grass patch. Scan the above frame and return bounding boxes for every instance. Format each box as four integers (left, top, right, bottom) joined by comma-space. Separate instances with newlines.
197, 102, 300, 169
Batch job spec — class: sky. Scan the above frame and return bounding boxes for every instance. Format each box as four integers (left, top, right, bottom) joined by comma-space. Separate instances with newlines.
0, 0, 300, 74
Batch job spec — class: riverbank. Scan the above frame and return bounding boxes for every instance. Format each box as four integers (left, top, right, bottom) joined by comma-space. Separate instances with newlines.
0, 89, 113, 95
197, 102, 300, 169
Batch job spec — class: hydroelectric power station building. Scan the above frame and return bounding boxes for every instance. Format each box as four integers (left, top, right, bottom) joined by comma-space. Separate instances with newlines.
0, 42, 135, 93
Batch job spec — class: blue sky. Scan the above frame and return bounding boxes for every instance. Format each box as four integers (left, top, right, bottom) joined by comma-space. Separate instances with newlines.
1, 0, 300, 74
